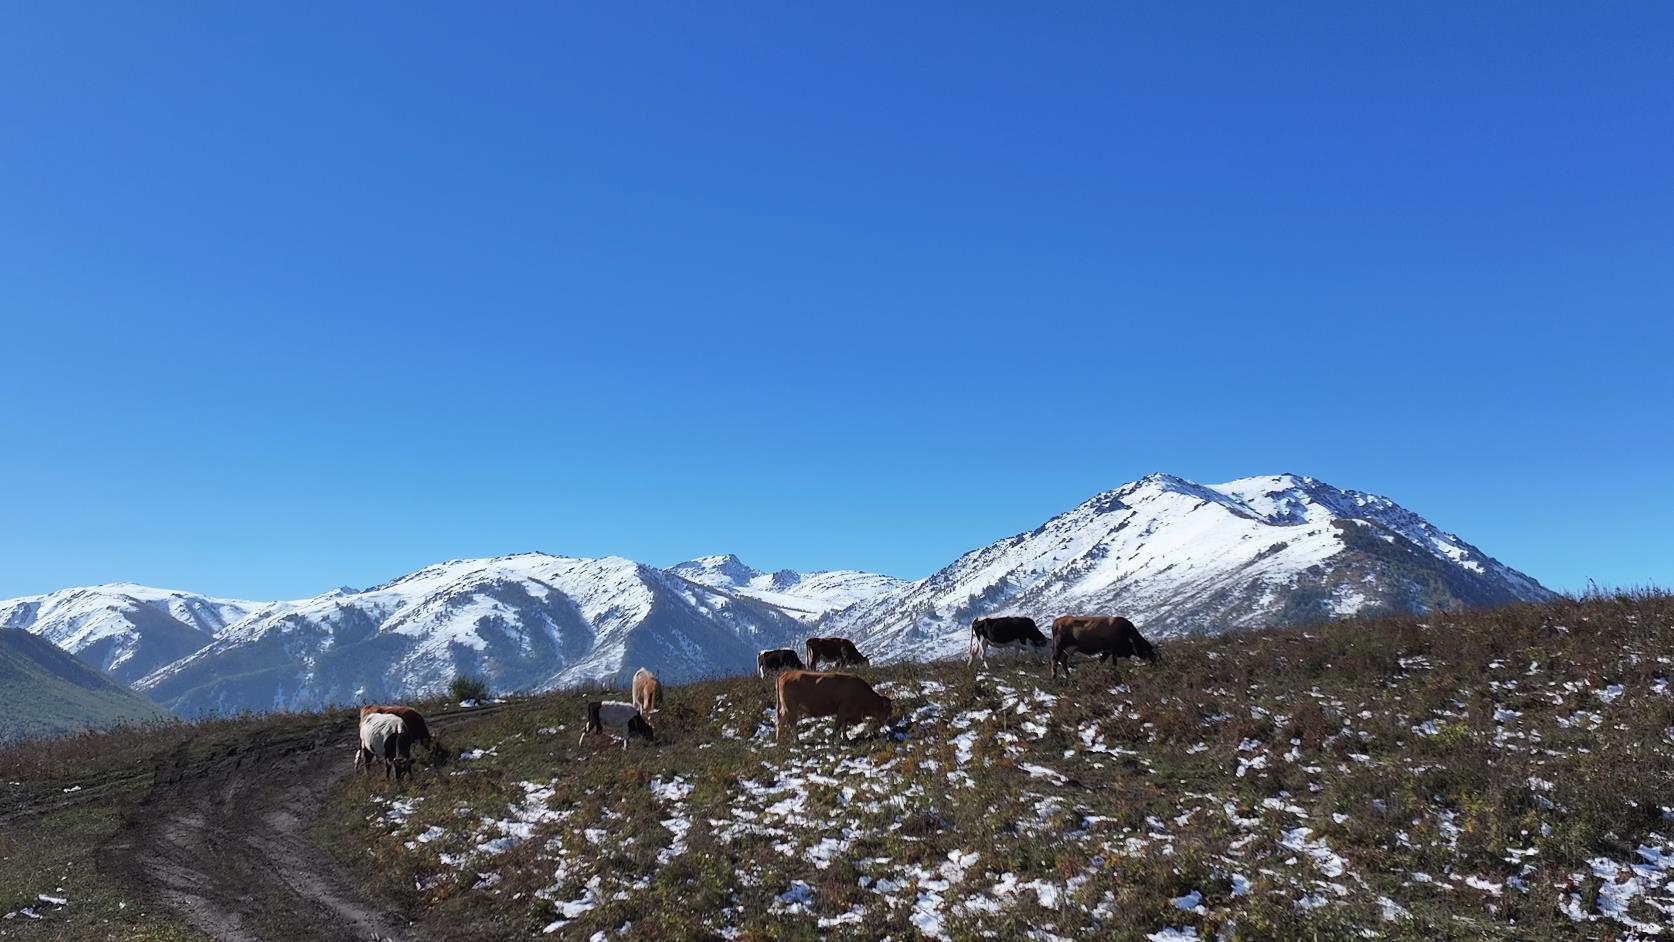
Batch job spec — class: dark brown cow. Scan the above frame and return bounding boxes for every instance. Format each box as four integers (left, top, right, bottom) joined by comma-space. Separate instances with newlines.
805, 637, 868, 671
1050, 615, 1158, 679
969, 616, 1048, 665
774, 670, 892, 743
757, 648, 805, 677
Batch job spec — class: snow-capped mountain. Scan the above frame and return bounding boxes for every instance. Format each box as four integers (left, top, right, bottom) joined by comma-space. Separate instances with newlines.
667, 554, 906, 623
0, 584, 261, 683
3, 472, 1553, 719
821, 473, 1554, 663
135, 553, 807, 717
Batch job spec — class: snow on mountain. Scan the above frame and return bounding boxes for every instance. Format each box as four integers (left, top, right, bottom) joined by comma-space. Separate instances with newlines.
5, 472, 1551, 718
0, 584, 262, 683
822, 473, 1555, 664
135, 553, 807, 717
666, 554, 906, 623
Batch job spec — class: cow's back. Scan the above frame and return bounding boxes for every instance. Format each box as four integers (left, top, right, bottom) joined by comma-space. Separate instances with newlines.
779, 670, 880, 713
597, 700, 641, 728
1054, 614, 1135, 639
361, 705, 431, 743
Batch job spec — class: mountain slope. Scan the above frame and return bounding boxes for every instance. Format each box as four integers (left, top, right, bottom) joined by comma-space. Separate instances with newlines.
136, 553, 807, 717
0, 584, 260, 683
667, 554, 905, 623
0, 628, 174, 740
824, 473, 1553, 662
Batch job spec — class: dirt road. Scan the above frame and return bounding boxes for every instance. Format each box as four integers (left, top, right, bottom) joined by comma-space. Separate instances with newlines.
97, 707, 497, 942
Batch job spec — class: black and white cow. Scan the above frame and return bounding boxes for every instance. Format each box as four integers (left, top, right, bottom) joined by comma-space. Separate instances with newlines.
580, 700, 655, 749
968, 616, 1049, 665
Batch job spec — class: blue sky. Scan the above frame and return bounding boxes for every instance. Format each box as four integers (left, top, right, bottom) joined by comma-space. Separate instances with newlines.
2, 4, 1670, 600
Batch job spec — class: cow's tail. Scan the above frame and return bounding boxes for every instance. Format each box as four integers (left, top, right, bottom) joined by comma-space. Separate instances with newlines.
773, 675, 789, 741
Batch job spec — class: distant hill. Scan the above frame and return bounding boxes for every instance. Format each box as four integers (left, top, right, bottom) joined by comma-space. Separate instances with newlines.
0, 628, 173, 740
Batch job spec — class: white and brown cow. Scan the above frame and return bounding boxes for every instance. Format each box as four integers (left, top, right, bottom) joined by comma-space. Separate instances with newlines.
968, 616, 1049, 665
359, 711, 414, 780
580, 700, 655, 750
775, 670, 892, 743
632, 667, 663, 715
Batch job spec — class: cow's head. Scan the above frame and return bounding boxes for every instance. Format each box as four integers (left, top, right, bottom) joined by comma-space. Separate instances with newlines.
1133, 633, 1159, 663
629, 714, 656, 742
874, 694, 894, 721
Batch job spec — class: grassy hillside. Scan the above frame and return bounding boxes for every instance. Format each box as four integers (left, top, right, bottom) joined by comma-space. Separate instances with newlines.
1, 594, 1669, 940
321, 591, 1674, 940
0, 629, 173, 741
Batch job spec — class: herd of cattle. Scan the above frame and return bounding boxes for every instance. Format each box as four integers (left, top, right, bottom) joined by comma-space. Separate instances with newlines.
352, 614, 1157, 774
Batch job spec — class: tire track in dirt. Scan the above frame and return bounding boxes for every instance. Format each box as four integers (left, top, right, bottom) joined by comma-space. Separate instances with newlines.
99, 706, 502, 942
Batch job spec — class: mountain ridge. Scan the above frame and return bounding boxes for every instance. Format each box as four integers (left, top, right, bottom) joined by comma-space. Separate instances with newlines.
2, 473, 1552, 718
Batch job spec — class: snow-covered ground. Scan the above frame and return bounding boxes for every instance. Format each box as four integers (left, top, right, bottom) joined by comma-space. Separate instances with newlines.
356, 602, 1672, 939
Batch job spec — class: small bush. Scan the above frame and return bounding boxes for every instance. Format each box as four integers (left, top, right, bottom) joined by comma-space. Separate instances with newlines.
448, 674, 490, 703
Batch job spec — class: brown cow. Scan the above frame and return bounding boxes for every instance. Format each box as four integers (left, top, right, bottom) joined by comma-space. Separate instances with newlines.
804, 637, 869, 671
775, 670, 892, 743
1049, 615, 1158, 679
632, 667, 663, 715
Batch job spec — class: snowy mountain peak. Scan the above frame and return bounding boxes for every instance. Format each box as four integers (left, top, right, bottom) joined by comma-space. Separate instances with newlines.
824, 472, 1553, 663
668, 554, 765, 587
667, 555, 907, 625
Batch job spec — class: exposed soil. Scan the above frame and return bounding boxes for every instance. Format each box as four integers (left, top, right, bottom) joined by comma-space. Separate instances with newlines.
97, 707, 498, 942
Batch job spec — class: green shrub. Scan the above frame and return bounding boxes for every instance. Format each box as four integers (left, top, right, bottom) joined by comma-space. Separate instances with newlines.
448, 674, 490, 703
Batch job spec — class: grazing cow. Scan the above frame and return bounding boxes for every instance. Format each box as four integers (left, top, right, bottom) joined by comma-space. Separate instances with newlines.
580, 700, 655, 750
359, 712, 414, 780
804, 637, 868, 671
757, 648, 805, 677
775, 670, 892, 743
632, 668, 663, 715
1049, 615, 1158, 679
359, 704, 432, 744
969, 616, 1049, 665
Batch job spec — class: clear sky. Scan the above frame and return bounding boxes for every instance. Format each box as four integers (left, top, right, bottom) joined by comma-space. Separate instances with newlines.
2, 4, 1670, 601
